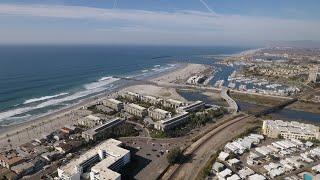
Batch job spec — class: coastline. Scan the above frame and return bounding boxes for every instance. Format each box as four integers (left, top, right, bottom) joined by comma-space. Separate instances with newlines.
0, 63, 200, 147
0, 64, 184, 133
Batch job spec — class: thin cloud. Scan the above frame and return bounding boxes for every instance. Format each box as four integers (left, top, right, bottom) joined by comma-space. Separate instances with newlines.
0, 3, 319, 45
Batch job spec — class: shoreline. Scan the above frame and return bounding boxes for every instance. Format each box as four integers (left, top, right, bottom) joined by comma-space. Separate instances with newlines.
0, 63, 190, 142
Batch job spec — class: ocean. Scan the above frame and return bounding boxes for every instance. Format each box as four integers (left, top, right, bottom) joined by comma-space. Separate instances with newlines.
0, 45, 250, 126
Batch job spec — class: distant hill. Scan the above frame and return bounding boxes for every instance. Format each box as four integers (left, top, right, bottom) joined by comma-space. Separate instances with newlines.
267, 40, 320, 48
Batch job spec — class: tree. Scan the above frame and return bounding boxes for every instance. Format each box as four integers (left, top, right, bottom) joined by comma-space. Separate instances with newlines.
167, 147, 183, 164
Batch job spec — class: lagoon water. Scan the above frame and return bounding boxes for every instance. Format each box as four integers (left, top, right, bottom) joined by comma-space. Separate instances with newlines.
178, 90, 320, 123
0, 45, 248, 126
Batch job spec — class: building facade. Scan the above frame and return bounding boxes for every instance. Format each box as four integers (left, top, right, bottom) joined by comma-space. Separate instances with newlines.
78, 115, 103, 128
58, 139, 130, 180
308, 65, 320, 83
124, 103, 147, 117
163, 99, 185, 109
141, 95, 162, 105
148, 107, 172, 120
103, 98, 123, 111
262, 120, 320, 140
122, 91, 141, 101
154, 112, 190, 131
82, 118, 124, 141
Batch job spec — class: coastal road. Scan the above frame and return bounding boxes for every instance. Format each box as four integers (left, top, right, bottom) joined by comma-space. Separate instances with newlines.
161, 114, 255, 180
220, 87, 238, 112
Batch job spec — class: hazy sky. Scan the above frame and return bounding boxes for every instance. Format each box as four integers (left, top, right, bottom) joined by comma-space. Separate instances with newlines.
0, 0, 320, 45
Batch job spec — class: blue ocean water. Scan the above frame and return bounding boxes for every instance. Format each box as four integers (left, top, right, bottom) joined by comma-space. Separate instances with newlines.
0, 45, 249, 126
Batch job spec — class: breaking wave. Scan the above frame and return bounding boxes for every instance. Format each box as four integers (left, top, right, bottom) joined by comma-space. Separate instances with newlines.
0, 77, 120, 121
23, 93, 69, 104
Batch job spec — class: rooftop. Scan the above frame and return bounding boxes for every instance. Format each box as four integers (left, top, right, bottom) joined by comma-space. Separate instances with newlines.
265, 120, 319, 135
127, 103, 146, 111
60, 139, 128, 176
106, 98, 122, 104
86, 115, 101, 121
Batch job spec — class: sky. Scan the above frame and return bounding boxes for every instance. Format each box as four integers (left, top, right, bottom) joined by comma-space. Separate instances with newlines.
0, 0, 320, 46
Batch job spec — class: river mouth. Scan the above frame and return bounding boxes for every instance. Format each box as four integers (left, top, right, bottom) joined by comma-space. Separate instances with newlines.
177, 89, 320, 124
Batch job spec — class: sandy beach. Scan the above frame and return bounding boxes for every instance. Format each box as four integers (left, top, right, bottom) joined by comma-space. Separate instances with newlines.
0, 63, 207, 149
152, 63, 208, 84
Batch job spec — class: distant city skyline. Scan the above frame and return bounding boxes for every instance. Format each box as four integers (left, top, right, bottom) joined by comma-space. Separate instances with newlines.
0, 0, 320, 45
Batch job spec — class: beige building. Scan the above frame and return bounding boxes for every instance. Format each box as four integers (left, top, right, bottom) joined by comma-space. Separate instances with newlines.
148, 107, 171, 120
58, 139, 130, 180
308, 65, 320, 83
154, 112, 190, 131
124, 103, 147, 117
122, 91, 141, 101
262, 120, 320, 140
78, 115, 103, 128
141, 95, 162, 105
163, 99, 185, 109
103, 98, 123, 111
82, 118, 124, 141
0, 150, 25, 169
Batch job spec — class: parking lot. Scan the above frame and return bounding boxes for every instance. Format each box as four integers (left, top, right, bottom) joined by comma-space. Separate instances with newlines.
119, 137, 185, 180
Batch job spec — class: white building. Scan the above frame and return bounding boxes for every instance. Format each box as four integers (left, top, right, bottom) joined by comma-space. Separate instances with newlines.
103, 98, 123, 111
124, 103, 147, 117
177, 101, 205, 112
122, 91, 141, 101
78, 115, 103, 128
163, 99, 185, 109
154, 112, 189, 131
148, 107, 171, 120
308, 65, 320, 83
58, 139, 130, 180
141, 95, 162, 105
262, 120, 320, 140
82, 118, 124, 141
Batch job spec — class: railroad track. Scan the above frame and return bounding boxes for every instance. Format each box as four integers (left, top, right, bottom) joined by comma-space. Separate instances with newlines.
161, 114, 252, 180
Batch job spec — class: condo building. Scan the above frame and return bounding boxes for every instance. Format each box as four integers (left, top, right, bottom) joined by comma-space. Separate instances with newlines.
163, 99, 185, 109
178, 101, 205, 112
148, 107, 172, 120
308, 65, 320, 83
122, 91, 141, 101
103, 98, 123, 111
141, 95, 162, 105
58, 139, 130, 180
154, 111, 190, 131
82, 118, 124, 141
124, 103, 147, 117
262, 120, 320, 140
78, 115, 103, 128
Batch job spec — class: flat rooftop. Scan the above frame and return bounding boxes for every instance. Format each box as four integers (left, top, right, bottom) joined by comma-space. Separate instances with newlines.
60, 139, 128, 176
127, 103, 146, 111
265, 120, 319, 134
106, 98, 122, 104
153, 108, 170, 114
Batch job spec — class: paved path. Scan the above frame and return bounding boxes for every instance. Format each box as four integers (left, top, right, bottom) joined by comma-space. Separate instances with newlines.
221, 87, 238, 113
126, 120, 151, 137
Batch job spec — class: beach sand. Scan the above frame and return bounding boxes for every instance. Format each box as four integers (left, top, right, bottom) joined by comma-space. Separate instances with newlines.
122, 84, 186, 101
0, 63, 207, 149
152, 63, 208, 84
